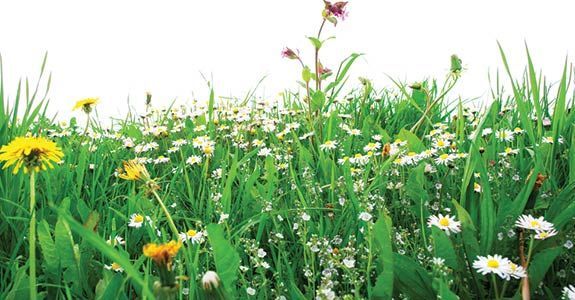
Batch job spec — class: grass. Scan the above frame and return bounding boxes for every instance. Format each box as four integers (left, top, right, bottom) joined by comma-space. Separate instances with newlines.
2, 6, 575, 300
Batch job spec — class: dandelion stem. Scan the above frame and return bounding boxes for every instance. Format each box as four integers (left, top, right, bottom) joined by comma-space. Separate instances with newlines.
29, 171, 37, 300
151, 189, 180, 239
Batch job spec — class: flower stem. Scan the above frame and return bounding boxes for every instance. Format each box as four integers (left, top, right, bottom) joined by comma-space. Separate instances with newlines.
29, 171, 37, 300
151, 189, 180, 239
491, 274, 500, 300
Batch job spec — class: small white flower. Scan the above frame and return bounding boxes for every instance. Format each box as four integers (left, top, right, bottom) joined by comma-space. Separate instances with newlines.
358, 212, 373, 222
186, 155, 202, 165
342, 257, 355, 268
104, 262, 124, 273
257, 248, 267, 258
179, 229, 204, 244
534, 229, 558, 240
515, 215, 554, 231
563, 285, 575, 300
472, 254, 512, 279
320, 140, 338, 151
246, 287, 256, 296
427, 214, 461, 235
301, 213, 311, 221
128, 214, 145, 228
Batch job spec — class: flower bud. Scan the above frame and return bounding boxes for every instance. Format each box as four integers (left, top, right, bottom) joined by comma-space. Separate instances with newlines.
281, 47, 299, 60
202, 271, 221, 292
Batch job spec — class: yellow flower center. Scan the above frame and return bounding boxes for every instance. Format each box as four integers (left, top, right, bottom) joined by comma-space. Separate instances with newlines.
439, 154, 449, 160
439, 217, 450, 227
530, 220, 540, 228
437, 140, 445, 147
134, 214, 144, 223
187, 229, 197, 237
111, 262, 121, 271
487, 259, 499, 268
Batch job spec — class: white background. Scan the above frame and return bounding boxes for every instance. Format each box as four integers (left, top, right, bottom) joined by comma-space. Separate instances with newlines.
1, 0, 574, 120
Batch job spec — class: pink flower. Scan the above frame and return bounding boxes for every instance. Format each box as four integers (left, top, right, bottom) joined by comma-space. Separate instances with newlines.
281, 47, 299, 60
324, 1, 348, 20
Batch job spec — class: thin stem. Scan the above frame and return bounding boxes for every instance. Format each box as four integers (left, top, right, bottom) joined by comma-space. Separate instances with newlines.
525, 235, 535, 268
151, 189, 180, 239
314, 19, 327, 91
29, 171, 37, 300
491, 274, 500, 300
500, 280, 509, 299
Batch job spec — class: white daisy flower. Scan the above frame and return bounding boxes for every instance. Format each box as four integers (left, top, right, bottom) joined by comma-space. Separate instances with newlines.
105, 262, 124, 273
320, 140, 338, 151
515, 215, 554, 231
534, 228, 558, 240
563, 285, 575, 300
186, 155, 202, 165
179, 229, 204, 244
128, 214, 145, 228
495, 129, 514, 142
507, 262, 526, 279
472, 254, 512, 279
427, 214, 461, 235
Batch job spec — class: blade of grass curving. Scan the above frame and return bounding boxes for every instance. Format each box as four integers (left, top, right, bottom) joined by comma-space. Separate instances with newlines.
56, 208, 154, 299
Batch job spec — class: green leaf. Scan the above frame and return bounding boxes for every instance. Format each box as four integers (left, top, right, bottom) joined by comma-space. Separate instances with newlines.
393, 254, 435, 299
302, 67, 312, 83
431, 227, 459, 270
372, 213, 393, 299
528, 247, 562, 293
397, 129, 425, 152
206, 223, 241, 296
37, 219, 59, 276
307, 37, 322, 50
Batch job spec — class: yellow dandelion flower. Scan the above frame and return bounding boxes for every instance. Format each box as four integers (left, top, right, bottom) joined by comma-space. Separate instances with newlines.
73, 97, 99, 113
118, 160, 150, 182
0, 136, 64, 174
143, 240, 182, 270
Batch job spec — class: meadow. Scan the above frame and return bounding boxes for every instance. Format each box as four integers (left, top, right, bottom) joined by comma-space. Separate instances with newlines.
2, 2, 575, 300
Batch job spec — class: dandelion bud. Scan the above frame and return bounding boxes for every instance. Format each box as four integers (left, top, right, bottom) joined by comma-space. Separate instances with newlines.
146, 92, 152, 106
281, 47, 299, 60
202, 271, 221, 291
450, 54, 462, 74
409, 82, 422, 90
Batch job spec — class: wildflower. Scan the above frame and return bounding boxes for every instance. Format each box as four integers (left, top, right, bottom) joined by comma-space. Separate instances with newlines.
515, 215, 554, 231
0, 136, 64, 174
534, 229, 558, 240
106, 235, 126, 246
507, 262, 526, 279
118, 160, 151, 182
246, 287, 256, 296
542, 136, 554, 144
563, 285, 575, 300
143, 240, 182, 271
342, 257, 355, 268
473, 182, 482, 193
281, 47, 299, 60
432, 257, 445, 266
320, 140, 338, 151
472, 254, 512, 279
495, 129, 514, 142
324, 1, 348, 21
186, 155, 202, 166
427, 214, 461, 235
358, 212, 372, 222
499, 147, 519, 157
564, 240, 574, 249
128, 214, 145, 228
202, 271, 221, 291
73, 97, 99, 113
435, 153, 453, 165
179, 229, 204, 244
363, 142, 381, 152
104, 262, 124, 273
433, 139, 450, 149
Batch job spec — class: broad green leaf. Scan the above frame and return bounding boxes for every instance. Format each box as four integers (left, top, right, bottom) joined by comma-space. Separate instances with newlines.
206, 224, 241, 296
372, 213, 393, 299
393, 254, 435, 299
431, 227, 459, 270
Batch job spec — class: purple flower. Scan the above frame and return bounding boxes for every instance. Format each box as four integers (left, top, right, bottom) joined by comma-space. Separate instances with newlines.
324, 1, 348, 20
281, 47, 299, 60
